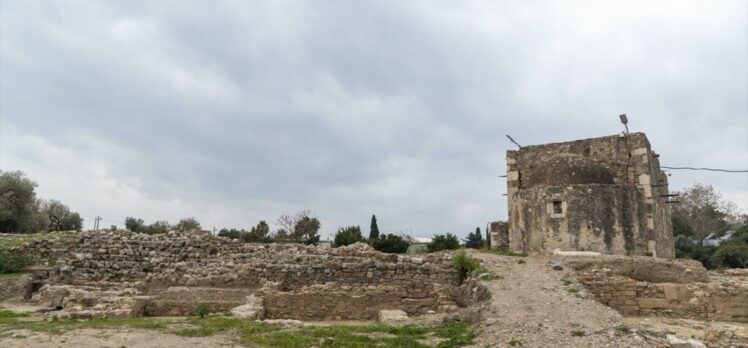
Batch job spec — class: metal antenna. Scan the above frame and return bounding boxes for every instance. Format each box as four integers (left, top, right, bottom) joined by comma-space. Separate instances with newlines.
505, 134, 522, 149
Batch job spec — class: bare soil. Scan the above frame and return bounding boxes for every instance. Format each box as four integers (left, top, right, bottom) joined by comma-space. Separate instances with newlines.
469, 251, 650, 347
0, 328, 240, 348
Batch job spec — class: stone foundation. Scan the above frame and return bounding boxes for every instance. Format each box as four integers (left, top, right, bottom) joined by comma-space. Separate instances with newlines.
569, 257, 748, 323
12, 231, 485, 320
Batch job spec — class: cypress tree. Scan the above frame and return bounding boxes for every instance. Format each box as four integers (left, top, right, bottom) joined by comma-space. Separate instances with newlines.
369, 215, 380, 240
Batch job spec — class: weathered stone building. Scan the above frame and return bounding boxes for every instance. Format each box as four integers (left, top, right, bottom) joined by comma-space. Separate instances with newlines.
492, 132, 675, 258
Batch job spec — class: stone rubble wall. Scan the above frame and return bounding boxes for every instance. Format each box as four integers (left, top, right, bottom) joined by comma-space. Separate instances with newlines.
13, 230, 475, 320
571, 259, 748, 323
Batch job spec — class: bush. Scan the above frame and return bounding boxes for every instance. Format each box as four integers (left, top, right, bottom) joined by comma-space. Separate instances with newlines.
0, 247, 32, 274
334, 226, 364, 247
175, 217, 201, 232
453, 249, 481, 283
371, 234, 410, 254
428, 233, 460, 252
711, 244, 748, 269
196, 304, 210, 318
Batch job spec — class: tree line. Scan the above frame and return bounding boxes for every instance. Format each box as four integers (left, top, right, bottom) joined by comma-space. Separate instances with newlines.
0, 171, 83, 233
672, 183, 748, 269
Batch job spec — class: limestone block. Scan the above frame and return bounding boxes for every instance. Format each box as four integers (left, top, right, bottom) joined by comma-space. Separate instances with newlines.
378, 309, 408, 324
231, 295, 265, 320
662, 284, 678, 300
666, 334, 707, 348
637, 298, 670, 309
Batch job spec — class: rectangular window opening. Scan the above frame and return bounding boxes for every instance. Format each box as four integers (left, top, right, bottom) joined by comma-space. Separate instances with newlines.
553, 201, 563, 214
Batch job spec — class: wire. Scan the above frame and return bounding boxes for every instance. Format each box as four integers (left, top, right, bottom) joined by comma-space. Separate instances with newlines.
659, 166, 748, 173
610, 162, 748, 173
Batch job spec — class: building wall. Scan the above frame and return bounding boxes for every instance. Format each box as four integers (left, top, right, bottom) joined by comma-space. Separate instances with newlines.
506, 133, 674, 257
509, 184, 650, 255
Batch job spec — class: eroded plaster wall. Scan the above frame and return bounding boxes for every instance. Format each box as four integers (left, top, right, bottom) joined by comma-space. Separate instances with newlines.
505, 133, 674, 257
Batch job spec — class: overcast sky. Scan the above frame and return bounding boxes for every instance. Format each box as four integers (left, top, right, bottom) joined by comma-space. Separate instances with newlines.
1, 1, 746, 239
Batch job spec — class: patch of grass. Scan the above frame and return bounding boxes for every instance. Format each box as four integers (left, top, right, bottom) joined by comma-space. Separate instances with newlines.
0, 315, 170, 335
453, 249, 481, 283
0, 273, 24, 279
435, 321, 474, 348
571, 330, 586, 337
0, 312, 475, 348
0, 310, 29, 319
508, 339, 524, 346
560, 277, 572, 286
614, 325, 631, 334
174, 326, 216, 337
479, 247, 527, 257
566, 287, 579, 294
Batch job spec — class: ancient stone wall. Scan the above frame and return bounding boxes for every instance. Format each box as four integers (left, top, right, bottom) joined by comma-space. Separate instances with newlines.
13, 230, 469, 320
570, 258, 748, 323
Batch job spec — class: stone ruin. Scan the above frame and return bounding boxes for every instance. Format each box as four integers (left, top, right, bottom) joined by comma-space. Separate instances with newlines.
490, 132, 675, 258
8, 230, 488, 320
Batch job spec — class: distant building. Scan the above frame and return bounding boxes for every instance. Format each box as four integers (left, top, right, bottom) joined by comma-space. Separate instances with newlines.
407, 237, 432, 254
703, 231, 734, 247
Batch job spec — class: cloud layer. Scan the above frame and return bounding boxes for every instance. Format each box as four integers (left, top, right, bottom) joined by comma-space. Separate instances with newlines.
1, 1, 746, 238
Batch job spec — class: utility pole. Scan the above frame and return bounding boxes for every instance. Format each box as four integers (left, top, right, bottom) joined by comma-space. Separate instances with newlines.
93, 216, 102, 231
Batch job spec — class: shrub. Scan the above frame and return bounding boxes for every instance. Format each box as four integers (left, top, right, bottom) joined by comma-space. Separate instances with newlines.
428, 233, 460, 252
453, 249, 481, 283
196, 304, 210, 318
711, 244, 748, 269
334, 226, 364, 247
371, 234, 410, 253
0, 247, 32, 274
175, 217, 202, 232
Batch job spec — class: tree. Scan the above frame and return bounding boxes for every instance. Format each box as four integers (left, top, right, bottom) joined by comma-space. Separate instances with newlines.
0, 171, 46, 233
62, 212, 83, 231
369, 215, 380, 240
125, 217, 146, 233
427, 233, 461, 252
294, 215, 321, 245
372, 233, 410, 253
275, 210, 321, 245
175, 217, 202, 231
39, 199, 83, 231
218, 228, 243, 239
146, 220, 171, 234
673, 184, 734, 245
244, 221, 272, 243
334, 226, 364, 247
464, 227, 483, 249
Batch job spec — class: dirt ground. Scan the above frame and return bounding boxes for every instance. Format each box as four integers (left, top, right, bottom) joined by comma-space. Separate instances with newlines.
468, 252, 650, 347
0, 328, 239, 348
4, 252, 747, 347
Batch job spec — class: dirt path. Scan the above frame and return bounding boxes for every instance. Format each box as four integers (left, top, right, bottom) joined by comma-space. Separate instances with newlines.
470, 252, 650, 348
0, 328, 239, 348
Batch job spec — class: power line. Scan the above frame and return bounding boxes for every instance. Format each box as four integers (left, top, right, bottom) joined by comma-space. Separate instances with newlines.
659, 166, 748, 173
610, 162, 748, 173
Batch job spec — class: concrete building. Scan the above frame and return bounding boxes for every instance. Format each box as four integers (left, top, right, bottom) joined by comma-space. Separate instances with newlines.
491, 132, 675, 258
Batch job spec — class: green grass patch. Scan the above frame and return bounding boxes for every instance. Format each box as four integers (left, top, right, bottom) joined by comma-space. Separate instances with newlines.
508, 339, 524, 346
0, 310, 29, 319
0, 312, 475, 347
479, 247, 527, 257
571, 330, 585, 337
614, 325, 631, 334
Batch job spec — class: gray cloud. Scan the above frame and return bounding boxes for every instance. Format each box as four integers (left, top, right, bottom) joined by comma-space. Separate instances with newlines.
1, 0, 746, 238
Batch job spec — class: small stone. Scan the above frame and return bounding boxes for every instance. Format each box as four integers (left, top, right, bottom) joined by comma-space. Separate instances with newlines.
551, 261, 563, 270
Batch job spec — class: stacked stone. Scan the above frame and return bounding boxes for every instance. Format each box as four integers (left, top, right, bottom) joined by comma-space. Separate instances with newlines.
571, 258, 748, 323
